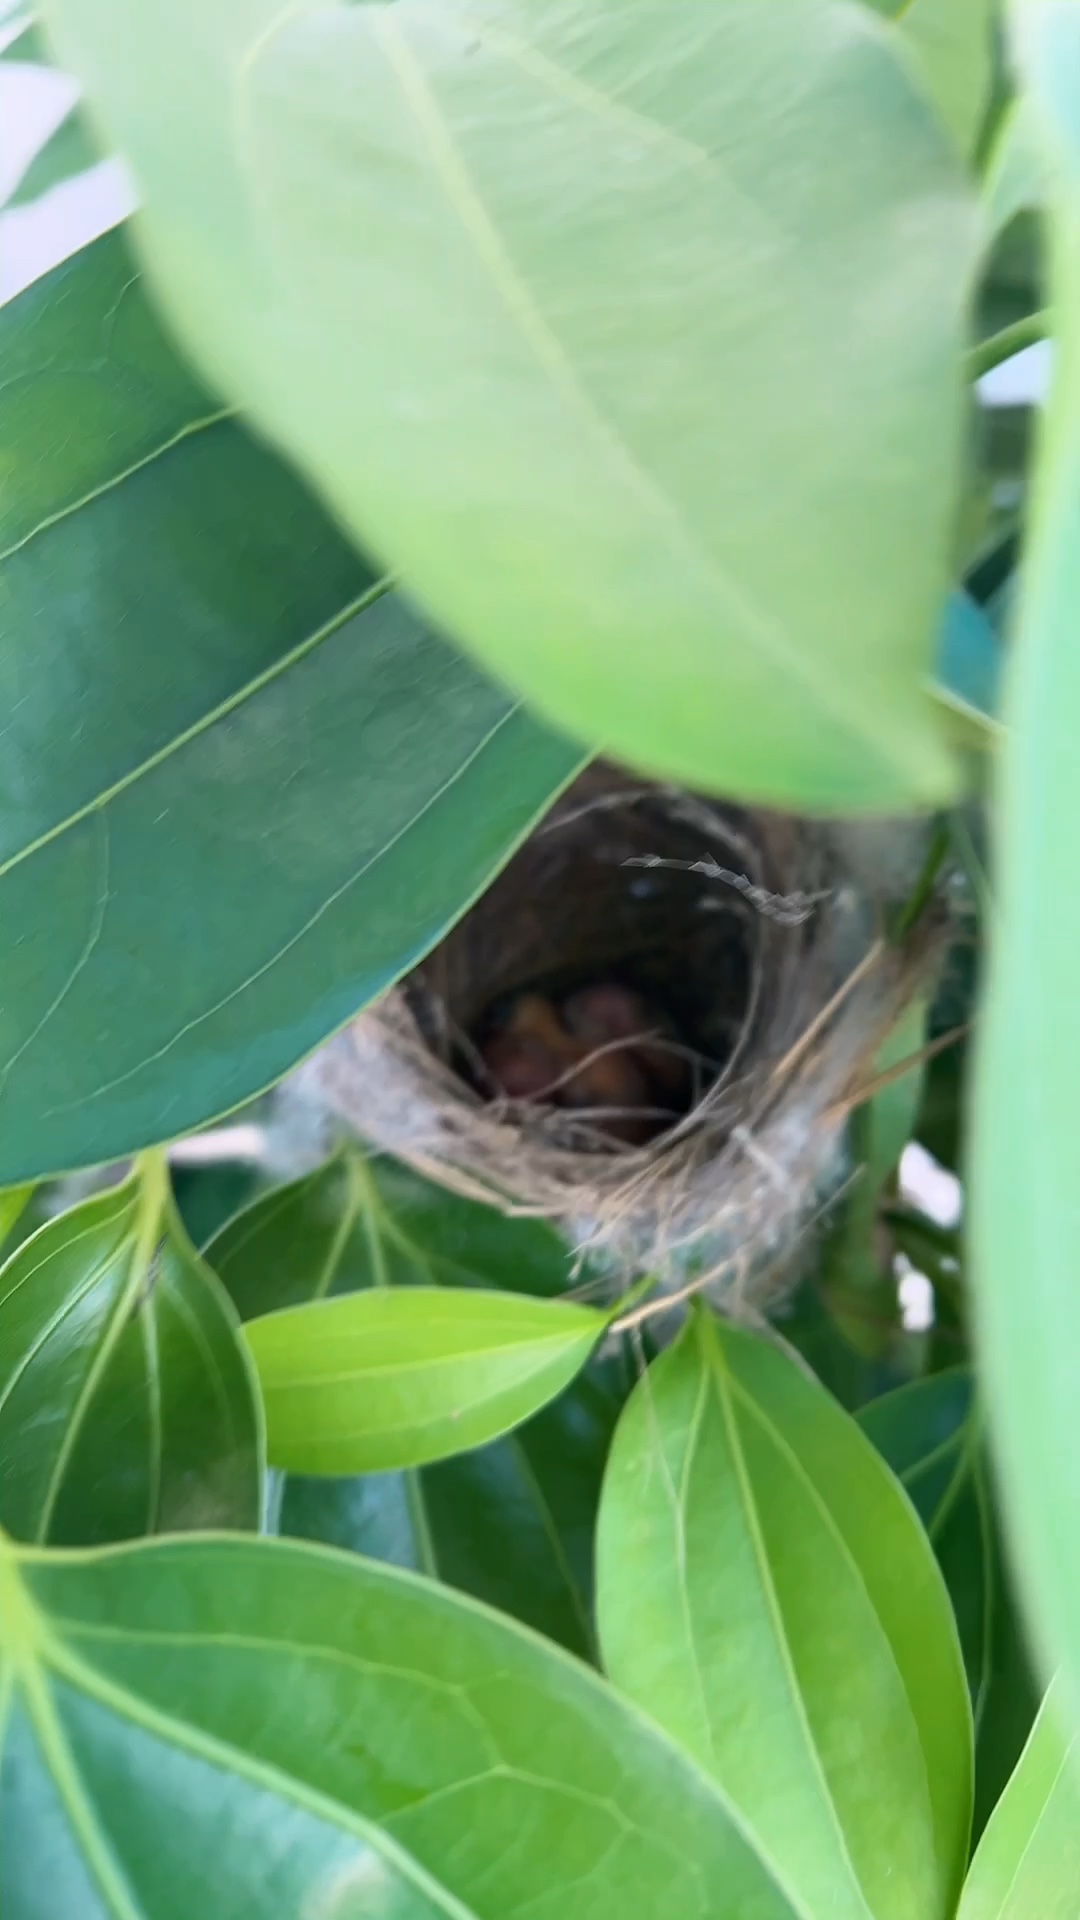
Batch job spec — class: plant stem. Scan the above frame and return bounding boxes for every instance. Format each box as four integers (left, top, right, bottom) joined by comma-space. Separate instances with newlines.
967, 309, 1051, 382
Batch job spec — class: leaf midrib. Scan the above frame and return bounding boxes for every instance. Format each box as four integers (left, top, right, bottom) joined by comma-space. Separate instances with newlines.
364, 8, 928, 787
11, 1613, 482, 1920
704, 1322, 877, 1920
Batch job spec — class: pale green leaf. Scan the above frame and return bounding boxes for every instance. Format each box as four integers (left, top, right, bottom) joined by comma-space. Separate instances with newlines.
859, 1371, 1040, 1836
207, 1151, 627, 1656
0, 1530, 807, 1919
958, 1681, 1080, 1920
41, 0, 977, 811
972, 1, 1080, 1724
596, 1308, 973, 1920
0, 229, 583, 1186
0, 1168, 263, 1544
893, 0, 996, 156
246, 1282, 608, 1474
983, 98, 1048, 238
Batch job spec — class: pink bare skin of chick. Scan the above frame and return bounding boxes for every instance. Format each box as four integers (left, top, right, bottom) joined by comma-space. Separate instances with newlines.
481, 984, 688, 1145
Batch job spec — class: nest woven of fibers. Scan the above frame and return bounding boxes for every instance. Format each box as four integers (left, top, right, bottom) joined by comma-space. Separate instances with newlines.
312, 765, 936, 1312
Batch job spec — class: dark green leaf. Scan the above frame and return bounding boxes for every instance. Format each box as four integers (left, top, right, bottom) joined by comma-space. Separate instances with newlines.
596, 1308, 972, 1920
934, 593, 1003, 746
43, 0, 976, 811
958, 1682, 1080, 1920
972, 3, 1080, 1722
983, 101, 1047, 238
246, 1283, 607, 1474
210, 1153, 625, 1656
775, 1277, 912, 1413
0, 1163, 262, 1544
859, 1372, 1040, 1834
0, 1530, 810, 1919
3, 103, 101, 209
0, 229, 583, 1186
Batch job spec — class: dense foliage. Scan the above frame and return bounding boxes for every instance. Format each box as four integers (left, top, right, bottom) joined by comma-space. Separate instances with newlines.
1, 3, 1077, 1915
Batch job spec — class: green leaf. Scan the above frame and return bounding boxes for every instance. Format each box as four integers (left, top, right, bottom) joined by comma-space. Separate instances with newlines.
0, 1164, 263, 1545
208, 1152, 626, 1656
0, 1530, 810, 1920
984, 99, 1048, 239
859, 1372, 1040, 1837
246, 1282, 608, 1475
972, 4, 1080, 1724
0, 228, 583, 1187
958, 1681, 1080, 1920
42, 0, 976, 812
934, 592, 1004, 746
891, 0, 996, 157
3, 103, 102, 209
596, 1308, 972, 1920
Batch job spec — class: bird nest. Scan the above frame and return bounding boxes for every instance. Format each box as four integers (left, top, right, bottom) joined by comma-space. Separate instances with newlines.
311, 766, 937, 1313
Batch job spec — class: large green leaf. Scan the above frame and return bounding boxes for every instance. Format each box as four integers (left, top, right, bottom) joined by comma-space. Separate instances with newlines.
859, 1371, 1040, 1836
0, 1165, 262, 1545
208, 1153, 624, 1654
0, 1530, 809, 1919
596, 1308, 972, 1920
972, 4, 1080, 1724
958, 1681, 1080, 1920
43, 0, 976, 812
0, 229, 582, 1186
246, 1283, 608, 1474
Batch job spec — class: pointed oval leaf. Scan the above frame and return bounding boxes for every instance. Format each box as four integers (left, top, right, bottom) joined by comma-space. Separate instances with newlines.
972, 3, 1080, 1731
246, 1284, 608, 1474
42, 0, 976, 811
859, 1371, 1040, 1837
958, 1681, 1080, 1920
0, 1175, 263, 1544
208, 1151, 624, 1656
596, 1308, 973, 1920
0, 228, 583, 1188
0, 1531, 807, 1920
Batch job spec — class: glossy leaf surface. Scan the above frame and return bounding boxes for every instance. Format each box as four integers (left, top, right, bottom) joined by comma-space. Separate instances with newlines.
0, 1170, 262, 1545
0, 1531, 807, 1919
973, 2, 1080, 1726
208, 1152, 625, 1655
958, 1682, 1080, 1920
44, 0, 975, 811
859, 1371, 1040, 1835
0, 230, 582, 1185
596, 1308, 972, 1920
247, 1283, 607, 1475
